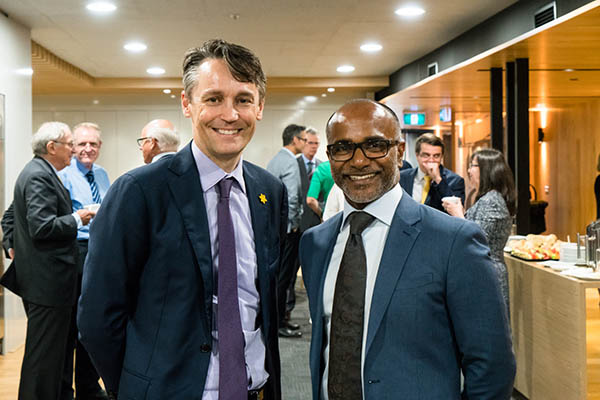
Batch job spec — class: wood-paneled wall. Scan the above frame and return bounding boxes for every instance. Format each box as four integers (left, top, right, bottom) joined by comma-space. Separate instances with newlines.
529, 98, 600, 240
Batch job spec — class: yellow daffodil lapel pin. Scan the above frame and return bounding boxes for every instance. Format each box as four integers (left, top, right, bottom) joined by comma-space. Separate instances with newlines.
259, 193, 267, 204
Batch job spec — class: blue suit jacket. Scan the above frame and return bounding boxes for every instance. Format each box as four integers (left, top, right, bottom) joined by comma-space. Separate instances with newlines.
400, 165, 465, 212
78, 143, 287, 399
299, 191, 515, 400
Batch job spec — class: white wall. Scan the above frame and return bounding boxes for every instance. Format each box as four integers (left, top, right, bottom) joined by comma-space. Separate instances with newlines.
33, 93, 362, 180
0, 14, 32, 353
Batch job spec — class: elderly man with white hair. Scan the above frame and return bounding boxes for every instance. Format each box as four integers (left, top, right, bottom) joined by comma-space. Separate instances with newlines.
0, 122, 95, 400
137, 119, 181, 164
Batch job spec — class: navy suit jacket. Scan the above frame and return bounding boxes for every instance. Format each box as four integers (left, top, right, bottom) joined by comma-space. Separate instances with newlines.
78, 143, 287, 399
299, 191, 515, 400
400, 165, 465, 212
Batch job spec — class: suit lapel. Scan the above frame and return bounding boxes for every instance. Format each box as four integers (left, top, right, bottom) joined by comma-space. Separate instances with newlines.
243, 163, 275, 334
167, 144, 214, 316
365, 193, 421, 354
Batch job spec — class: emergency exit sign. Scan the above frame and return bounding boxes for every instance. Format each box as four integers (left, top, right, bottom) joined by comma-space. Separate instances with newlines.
403, 112, 426, 126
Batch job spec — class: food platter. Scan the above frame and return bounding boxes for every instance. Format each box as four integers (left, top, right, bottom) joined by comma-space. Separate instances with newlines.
506, 234, 561, 261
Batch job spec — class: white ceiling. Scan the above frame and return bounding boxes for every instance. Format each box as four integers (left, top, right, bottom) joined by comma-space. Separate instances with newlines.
0, 0, 517, 79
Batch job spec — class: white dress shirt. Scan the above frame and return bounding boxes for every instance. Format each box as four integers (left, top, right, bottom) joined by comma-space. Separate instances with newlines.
411, 167, 427, 202
321, 184, 402, 400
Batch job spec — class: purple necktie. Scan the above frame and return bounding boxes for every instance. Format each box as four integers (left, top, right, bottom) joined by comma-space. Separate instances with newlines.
216, 178, 247, 400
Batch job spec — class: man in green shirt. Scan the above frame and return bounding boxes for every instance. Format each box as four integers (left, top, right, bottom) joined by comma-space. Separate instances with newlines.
306, 160, 334, 219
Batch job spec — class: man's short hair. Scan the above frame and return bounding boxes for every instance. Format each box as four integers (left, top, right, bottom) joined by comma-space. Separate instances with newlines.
305, 127, 318, 136
282, 124, 306, 146
146, 126, 180, 152
31, 122, 70, 156
325, 99, 400, 142
182, 39, 266, 102
415, 133, 444, 154
73, 122, 101, 140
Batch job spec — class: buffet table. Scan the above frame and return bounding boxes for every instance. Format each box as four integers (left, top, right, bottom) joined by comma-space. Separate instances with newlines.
506, 255, 600, 399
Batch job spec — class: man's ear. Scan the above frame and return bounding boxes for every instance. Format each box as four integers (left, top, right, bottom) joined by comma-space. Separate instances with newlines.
46, 141, 56, 155
181, 91, 192, 118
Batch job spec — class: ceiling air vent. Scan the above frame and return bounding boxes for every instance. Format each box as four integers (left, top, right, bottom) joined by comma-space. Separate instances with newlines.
427, 62, 438, 77
535, 2, 556, 28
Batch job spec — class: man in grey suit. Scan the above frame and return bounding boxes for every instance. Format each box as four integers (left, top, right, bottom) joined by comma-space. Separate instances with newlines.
300, 100, 515, 399
267, 123, 306, 338
0, 122, 94, 400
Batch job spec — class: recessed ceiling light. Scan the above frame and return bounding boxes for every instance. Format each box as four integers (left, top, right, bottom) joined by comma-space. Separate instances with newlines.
476, 118, 482, 124
92, 100, 99, 105
564, 68, 574, 72
147, 67, 165, 75
163, 89, 172, 94
86, 2, 117, 13
229, 13, 240, 20
321, 93, 327, 97
16, 67, 33, 76
360, 42, 383, 53
304, 96, 317, 103
395, 6, 425, 17
170, 94, 176, 99
327, 87, 335, 93
337, 65, 355, 73
124, 42, 147, 53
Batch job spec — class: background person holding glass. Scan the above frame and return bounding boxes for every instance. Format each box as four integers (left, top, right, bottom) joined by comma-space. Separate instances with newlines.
399, 133, 465, 213
442, 148, 516, 316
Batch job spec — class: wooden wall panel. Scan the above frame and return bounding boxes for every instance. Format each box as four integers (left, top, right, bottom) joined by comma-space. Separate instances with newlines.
529, 99, 600, 240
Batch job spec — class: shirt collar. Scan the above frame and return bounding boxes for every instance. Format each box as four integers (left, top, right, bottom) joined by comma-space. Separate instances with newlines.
191, 141, 246, 194
416, 166, 426, 181
75, 157, 93, 173
301, 154, 313, 165
340, 183, 402, 232
151, 151, 176, 163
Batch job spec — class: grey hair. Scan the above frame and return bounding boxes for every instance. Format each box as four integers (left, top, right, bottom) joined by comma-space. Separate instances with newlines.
305, 127, 318, 136
31, 122, 70, 156
73, 122, 102, 140
182, 39, 266, 102
146, 126, 180, 152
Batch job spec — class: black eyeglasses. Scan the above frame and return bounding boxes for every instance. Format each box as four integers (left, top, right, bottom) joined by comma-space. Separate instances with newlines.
136, 137, 153, 147
327, 139, 399, 162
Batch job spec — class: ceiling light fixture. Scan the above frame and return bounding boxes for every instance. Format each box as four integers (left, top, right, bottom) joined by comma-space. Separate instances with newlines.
146, 67, 165, 75
163, 89, 172, 94
304, 96, 317, 103
564, 68, 574, 72
92, 100, 100, 105
475, 118, 482, 124
327, 87, 335, 93
360, 42, 382, 53
170, 94, 176, 99
124, 42, 147, 53
395, 5, 425, 17
86, 2, 117, 13
15, 67, 33, 76
321, 93, 327, 97
337, 65, 355, 73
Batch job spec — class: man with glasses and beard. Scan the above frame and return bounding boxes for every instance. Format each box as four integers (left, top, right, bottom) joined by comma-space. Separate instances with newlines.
299, 99, 515, 400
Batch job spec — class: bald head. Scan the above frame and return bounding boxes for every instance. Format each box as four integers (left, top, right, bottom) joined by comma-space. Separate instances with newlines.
139, 119, 180, 164
326, 99, 400, 143
142, 119, 175, 136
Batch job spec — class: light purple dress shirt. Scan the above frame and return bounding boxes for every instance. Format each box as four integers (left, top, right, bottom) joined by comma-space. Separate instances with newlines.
191, 143, 268, 399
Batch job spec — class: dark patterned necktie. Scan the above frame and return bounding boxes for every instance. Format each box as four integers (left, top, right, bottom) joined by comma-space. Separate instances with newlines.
216, 178, 247, 400
307, 161, 314, 176
85, 170, 102, 204
328, 211, 375, 400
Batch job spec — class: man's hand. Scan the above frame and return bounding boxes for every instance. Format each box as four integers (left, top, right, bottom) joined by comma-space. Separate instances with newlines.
424, 161, 442, 184
306, 197, 322, 219
76, 209, 97, 226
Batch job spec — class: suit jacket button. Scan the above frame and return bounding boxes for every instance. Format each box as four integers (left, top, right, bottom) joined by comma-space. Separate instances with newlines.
200, 344, 211, 352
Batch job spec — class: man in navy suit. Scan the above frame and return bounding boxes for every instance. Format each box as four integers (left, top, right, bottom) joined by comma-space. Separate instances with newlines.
399, 133, 464, 212
300, 99, 515, 400
78, 39, 286, 400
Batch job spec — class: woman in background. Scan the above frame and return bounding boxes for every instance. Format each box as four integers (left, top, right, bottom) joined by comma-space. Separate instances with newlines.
443, 148, 516, 316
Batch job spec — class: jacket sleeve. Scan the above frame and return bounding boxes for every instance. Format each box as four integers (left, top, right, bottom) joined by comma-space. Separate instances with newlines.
1, 202, 14, 257
445, 221, 516, 399
77, 173, 149, 392
24, 174, 77, 241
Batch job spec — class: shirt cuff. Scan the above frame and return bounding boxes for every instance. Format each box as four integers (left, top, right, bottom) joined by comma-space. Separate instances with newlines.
72, 212, 83, 229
